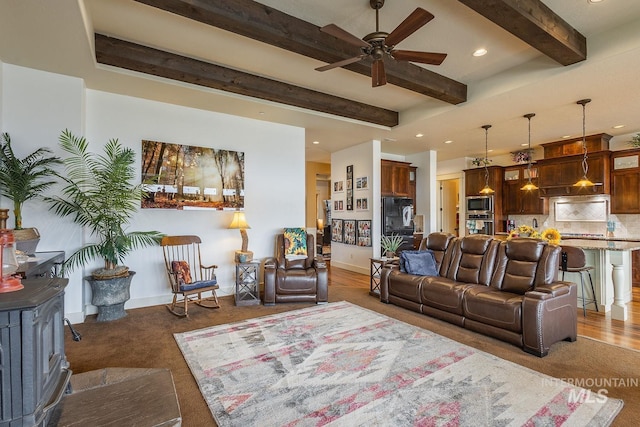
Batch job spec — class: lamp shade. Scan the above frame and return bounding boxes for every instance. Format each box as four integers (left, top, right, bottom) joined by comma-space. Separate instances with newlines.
228, 211, 251, 230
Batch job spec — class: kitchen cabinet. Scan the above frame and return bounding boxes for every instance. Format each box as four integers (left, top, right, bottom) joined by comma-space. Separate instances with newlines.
611, 149, 640, 214
537, 151, 611, 197
541, 133, 611, 159
464, 166, 503, 197
633, 250, 640, 287
502, 165, 547, 215
381, 159, 410, 197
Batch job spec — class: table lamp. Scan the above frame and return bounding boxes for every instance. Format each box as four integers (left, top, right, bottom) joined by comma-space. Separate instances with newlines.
0, 229, 23, 293
229, 211, 253, 262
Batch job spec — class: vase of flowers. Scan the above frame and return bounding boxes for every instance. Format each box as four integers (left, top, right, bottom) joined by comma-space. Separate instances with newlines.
507, 225, 561, 245
511, 150, 532, 164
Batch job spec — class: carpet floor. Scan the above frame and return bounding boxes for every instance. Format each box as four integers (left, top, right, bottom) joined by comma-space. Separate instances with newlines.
64, 286, 640, 426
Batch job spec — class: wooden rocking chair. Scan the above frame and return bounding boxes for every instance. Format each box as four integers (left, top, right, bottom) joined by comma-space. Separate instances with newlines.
161, 235, 220, 317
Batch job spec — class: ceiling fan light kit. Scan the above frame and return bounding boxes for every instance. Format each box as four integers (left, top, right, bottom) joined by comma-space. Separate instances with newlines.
316, 0, 446, 87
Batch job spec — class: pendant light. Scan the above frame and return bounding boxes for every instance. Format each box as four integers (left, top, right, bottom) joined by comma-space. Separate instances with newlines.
520, 113, 538, 191
573, 98, 595, 187
479, 124, 494, 195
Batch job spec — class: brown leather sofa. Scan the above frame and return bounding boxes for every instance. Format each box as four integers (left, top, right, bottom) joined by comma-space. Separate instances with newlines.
380, 233, 577, 357
264, 233, 328, 305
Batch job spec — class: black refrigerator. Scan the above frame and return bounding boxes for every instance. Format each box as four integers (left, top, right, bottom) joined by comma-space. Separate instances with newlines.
382, 197, 415, 252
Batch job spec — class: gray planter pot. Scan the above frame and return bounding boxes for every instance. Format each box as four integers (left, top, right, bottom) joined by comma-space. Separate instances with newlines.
85, 271, 136, 322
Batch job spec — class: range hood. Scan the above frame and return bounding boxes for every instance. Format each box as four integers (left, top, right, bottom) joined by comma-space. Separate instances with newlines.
537, 134, 612, 197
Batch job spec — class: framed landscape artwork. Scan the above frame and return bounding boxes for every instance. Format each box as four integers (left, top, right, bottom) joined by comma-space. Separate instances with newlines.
140, 140, 244, 210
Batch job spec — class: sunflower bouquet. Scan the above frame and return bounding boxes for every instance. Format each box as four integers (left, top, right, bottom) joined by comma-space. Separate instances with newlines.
507, 225, 561, 245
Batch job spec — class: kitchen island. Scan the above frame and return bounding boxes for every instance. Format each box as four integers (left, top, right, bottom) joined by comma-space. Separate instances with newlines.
558, 238, 640, 321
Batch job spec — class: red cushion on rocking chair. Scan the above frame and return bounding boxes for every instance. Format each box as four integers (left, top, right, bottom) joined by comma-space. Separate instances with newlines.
172, 260, 192, 285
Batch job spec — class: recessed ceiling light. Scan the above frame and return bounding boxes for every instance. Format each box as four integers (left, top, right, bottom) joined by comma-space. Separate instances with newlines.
258, 111, 265, 115
521, 143, 528, 147
613, 124, 625, 129
488, 149, 494, 153
473, 48, 487, 57
312, 141, 320, 145
562, 135, 572, 139
588, 0, 604, 4
384, 137, 397, 142
415, 133, 424, 138
444, 140, 453, 144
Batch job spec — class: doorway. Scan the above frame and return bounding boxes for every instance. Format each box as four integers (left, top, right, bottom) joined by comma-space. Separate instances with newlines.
438, 178, 460, 236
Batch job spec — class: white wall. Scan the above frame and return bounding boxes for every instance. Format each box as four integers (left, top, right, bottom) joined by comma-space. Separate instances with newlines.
2, 64, 306, 322
406, 151, 437, 233
1, 64, 85, 320
330, 140, 380, 274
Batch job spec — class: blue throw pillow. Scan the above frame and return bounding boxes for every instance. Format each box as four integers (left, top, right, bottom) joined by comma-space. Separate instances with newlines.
400, 250, 438, 276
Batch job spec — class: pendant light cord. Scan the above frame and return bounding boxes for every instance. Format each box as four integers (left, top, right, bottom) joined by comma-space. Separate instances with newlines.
580, 101, 589, 178
483, 124, 492, 189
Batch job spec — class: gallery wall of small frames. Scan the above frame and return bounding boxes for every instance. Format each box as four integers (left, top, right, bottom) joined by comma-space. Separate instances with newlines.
331, 164, 371, 247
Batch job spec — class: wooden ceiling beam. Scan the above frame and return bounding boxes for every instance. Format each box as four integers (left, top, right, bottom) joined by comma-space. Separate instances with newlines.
94, 34, 399, 127
458, 0, 586, 65
133, 0, 467, 105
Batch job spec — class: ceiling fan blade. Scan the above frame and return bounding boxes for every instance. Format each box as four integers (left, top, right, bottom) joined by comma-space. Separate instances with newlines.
320, 24, 370, 48
385, 8, 434, 47
371, 59, 387, 87
392, 50, 447, 65
315, 55, 367, 72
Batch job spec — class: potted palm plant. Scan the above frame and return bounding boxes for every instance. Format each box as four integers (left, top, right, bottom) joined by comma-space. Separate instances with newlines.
46, 129, 164, 321
0, 132, 62, 254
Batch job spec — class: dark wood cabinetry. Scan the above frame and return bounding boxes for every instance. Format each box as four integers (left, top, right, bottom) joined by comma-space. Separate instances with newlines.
464, 166, 503, 197
633, 250, 640, 287
408, 166, 417, 207
541, 133, 611, 158
611, 149, 640, 214
537, 151, 611, 197
502, 165, 547, 215
381, 159, 411, 197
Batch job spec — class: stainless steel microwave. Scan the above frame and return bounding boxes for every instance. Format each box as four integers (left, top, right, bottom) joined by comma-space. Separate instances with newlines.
466, 195, 493, 213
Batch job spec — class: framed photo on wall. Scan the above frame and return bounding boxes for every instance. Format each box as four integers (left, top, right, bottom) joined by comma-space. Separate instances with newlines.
356, 197, 369, 211
357, 220, 372, 247
356, 177, 368, 190
346, 165, 353, 210
343, 219, 356, 245
333, 181, 344, 192
331, 219, 343, 243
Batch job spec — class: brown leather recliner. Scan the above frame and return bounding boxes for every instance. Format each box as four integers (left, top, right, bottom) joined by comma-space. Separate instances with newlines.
264, 233, 328, 305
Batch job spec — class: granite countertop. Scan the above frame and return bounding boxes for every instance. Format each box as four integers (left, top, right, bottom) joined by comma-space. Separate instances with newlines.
558, 239, 640, 251
496, 232, 640, 243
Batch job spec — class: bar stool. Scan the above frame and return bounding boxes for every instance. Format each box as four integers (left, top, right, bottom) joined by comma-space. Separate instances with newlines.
560, 246, 598, 317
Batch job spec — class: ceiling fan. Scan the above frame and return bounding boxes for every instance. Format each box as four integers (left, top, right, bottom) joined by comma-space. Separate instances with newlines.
316, 0, 447, 87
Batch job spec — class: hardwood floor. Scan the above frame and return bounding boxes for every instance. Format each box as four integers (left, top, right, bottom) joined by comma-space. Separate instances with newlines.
327, 264, 640, 351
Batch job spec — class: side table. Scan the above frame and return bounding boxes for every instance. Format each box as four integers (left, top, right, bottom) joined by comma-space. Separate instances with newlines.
369, 257, 398, 297
235, 261, 261, 306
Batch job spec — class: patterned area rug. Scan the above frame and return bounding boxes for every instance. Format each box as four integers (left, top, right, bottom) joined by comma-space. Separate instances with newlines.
175, 301, 623, 426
